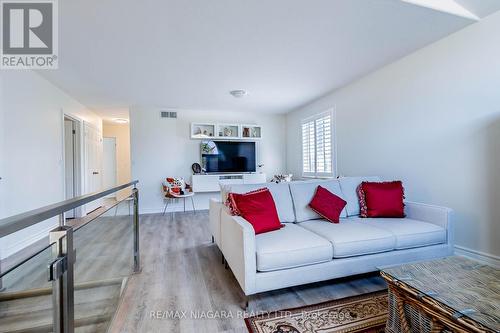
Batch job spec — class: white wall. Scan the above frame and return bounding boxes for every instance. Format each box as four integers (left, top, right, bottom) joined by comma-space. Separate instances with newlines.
130, 107, 287, 213
0, 74, 5, 221
287, 11, 500, 261
0, 70, 102, 259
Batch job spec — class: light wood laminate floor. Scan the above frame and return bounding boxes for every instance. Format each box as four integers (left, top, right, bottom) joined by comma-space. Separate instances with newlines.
109, 211, 387, 333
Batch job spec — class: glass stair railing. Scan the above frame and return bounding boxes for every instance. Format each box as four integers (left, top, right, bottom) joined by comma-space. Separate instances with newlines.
0, 181, 140, 333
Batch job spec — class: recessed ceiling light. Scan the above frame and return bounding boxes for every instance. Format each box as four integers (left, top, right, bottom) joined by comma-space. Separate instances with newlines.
113, 118, 129, 124
229, 89, 248, 98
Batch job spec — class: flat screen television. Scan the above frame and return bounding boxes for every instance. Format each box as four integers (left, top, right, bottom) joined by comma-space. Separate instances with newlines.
202, 141, 256, 173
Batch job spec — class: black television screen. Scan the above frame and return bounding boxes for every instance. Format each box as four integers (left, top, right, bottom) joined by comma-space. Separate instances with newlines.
202, 141, 256, 173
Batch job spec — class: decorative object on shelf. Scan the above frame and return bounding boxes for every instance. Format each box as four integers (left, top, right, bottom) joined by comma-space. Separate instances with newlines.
271, 174, 293, 183
217, 124, 239, 138
201, 140, 218, 173
201, 140, 218, 154
191, 123, 215, 139
191, 163, 202, 174
242, 125, 262, 138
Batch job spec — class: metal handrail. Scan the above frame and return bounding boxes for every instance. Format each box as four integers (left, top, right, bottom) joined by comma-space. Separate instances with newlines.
0, 192, 135, 279
0, 180, 139, 238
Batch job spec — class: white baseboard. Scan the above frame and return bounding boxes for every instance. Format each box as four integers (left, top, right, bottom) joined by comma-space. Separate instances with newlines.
139, 207, 202, 215
454, 245, 500, 268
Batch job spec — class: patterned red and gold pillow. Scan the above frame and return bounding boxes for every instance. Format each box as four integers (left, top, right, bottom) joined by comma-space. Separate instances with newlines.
358, 181, 405, 218
225, 188, 268, 216
228, 188, 282, 234
357, 184, 368, 218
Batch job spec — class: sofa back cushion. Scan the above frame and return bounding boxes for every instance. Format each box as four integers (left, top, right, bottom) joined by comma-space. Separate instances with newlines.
220, 183, 295, 223
289, 179, 347, 222
338, 176, 381, 216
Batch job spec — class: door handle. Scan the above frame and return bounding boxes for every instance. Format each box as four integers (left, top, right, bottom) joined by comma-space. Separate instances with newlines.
93, 171, 99, 175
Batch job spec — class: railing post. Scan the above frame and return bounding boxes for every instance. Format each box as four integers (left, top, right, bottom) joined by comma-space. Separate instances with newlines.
133, 187, 140, 273
49, 223, 75, 333
0, 264, 3, 292
59, 212, 66, 226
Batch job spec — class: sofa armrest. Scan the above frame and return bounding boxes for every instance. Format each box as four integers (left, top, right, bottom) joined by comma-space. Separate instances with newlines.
405, 201, 454, 245
209, 198, 223, 246
220, 209, 256, 295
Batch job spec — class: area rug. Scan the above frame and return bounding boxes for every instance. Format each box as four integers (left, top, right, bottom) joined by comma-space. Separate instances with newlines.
245, 290, 388, 333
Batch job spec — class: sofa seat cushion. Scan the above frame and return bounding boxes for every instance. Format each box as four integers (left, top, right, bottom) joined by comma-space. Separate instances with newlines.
361, 218, 446, 249
221, 183, 295, 223
298, 220, 396, 258
255, 224, 333, 272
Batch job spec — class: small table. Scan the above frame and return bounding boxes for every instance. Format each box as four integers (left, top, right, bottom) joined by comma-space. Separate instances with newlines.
380, 257, 499, 333
163, 191, 196, 217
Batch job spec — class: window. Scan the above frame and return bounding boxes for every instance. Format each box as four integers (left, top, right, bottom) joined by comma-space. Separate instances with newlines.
302, 111, 334, 177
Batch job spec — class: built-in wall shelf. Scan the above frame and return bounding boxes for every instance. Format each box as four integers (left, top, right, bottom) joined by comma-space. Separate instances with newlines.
190, 123, 262, 140
191, 123, 216, 139
241, 125, 262, 139
216, 123, 240, 139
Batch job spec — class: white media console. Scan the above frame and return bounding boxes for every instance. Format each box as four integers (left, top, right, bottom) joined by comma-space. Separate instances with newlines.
191, 173, 267, 193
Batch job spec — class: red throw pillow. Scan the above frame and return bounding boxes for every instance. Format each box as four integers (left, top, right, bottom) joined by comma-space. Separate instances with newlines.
230, 188, 282, 234
226, 188, 266, 216
359, 181, 405, 218
309, 185, 347, 223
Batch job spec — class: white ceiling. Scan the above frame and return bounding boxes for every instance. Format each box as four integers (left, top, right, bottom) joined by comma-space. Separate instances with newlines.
38, 0, 500, 115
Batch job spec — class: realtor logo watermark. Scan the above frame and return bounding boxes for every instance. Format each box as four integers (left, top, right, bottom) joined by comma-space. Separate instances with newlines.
1, 0, 58, 69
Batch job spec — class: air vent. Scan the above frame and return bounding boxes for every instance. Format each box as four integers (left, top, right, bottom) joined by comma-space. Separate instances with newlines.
160, 111, 177, 119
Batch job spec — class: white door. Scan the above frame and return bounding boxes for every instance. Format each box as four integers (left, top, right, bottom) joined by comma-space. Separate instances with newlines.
102, 137, 117, 196
84, 122, 103, 213
64, 119, 76, 218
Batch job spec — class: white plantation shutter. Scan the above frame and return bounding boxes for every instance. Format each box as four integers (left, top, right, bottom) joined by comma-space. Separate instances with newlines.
302, 111, 334, 177
302, 120, 315, 174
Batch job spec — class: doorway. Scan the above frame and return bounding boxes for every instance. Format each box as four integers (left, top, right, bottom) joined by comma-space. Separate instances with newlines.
63, 116, 82, 218
103, 137, 117, 196
84, 122, 103, 213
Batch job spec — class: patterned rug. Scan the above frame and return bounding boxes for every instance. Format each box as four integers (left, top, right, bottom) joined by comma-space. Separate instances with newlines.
245, 290, 388, 333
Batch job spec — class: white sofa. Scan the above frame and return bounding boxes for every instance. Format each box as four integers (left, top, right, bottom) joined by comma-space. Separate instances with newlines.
209, 177, 453, 297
